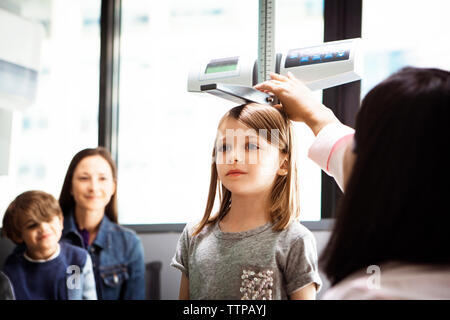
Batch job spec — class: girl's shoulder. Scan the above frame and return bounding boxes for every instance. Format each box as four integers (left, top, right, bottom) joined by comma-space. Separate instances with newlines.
182, 220, 216, 240
271, 220, 318, 253
280, 219, 315, 242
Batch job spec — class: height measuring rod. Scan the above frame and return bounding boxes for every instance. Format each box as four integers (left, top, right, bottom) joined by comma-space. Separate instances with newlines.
258, 0, 276, 83
188, 1, 362, 106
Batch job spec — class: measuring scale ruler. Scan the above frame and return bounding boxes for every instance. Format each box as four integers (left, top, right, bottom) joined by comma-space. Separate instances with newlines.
258, 0, 276, 83
190, 0, 362, 105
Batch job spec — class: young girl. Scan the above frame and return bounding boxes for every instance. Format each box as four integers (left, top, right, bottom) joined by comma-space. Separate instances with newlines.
171, 103, 322, 300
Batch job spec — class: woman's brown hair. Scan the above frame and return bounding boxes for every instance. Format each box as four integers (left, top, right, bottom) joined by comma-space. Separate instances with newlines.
320, 67, 450, 286
193, 103, 300, 236
58, 147, 118, 223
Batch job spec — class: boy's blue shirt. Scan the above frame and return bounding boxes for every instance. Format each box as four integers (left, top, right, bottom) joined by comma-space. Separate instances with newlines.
3, 242, 88, 300
61, 213, 146, 300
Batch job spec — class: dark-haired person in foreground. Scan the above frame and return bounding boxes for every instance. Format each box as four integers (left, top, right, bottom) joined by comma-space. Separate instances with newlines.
255, 67, 450, 299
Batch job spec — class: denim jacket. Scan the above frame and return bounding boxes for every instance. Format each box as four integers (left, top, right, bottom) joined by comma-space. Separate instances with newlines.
61, 213, 145, 300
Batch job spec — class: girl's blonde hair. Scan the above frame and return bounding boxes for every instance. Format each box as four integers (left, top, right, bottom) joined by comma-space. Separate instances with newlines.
193, 103, 300, 236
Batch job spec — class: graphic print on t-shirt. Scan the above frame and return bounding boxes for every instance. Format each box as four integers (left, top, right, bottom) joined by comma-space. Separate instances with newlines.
240, 266, 274, 300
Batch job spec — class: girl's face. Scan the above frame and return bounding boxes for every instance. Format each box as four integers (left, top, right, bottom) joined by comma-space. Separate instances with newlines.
18, 215, 63, 258
71, 155, 116, 212
215, 117, 287, 196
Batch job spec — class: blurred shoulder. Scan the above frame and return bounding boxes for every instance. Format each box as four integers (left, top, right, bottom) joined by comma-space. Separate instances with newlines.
281, 219, 315, 242
180, 219, 216, 242
60, 242, 89, 265
113, 224, 142, 245
60, 241, 88, 255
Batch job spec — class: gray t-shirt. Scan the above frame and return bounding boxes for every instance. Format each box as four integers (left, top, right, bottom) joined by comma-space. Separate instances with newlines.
171, 219, 322, 300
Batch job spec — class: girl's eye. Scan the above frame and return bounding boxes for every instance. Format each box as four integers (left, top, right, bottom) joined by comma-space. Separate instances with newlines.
218, 144, 231, 152
246, 143, 259, 150
78, 176, 89, 181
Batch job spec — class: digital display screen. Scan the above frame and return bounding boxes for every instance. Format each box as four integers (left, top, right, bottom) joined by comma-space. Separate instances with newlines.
205, 57, 239, 74
285, 44, 350, 68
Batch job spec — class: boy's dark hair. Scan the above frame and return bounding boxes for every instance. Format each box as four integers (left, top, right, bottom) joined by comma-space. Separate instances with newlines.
2, 190, 63, 244
320, 67, 450, 286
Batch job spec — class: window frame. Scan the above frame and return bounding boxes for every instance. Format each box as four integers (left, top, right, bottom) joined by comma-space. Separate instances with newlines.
99, 0, 121, 160
320, 0, 362, 220
98, 0, 362, 232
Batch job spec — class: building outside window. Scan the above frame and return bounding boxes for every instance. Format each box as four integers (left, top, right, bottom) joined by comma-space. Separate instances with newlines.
117, 0, 324, 225
0, 0, 100, 223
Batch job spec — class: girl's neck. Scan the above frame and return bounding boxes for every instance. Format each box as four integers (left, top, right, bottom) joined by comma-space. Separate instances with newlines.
74, 206, 104, 242
219, 192, 271, 233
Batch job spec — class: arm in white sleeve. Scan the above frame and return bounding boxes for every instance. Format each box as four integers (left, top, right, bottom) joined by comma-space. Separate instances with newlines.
307, 123, 355, 192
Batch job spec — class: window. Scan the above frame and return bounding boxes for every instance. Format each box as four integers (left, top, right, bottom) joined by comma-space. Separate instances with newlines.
117, 0, 324, 225
0, 0, 100, 223
361, 0, 450, 96
276, 0, 324, 221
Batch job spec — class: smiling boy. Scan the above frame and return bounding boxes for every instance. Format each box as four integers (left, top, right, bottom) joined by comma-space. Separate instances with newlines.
1, 190, 97, 300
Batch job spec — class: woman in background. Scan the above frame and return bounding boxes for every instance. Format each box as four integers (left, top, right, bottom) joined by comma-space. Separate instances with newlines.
59, 147, 145, 300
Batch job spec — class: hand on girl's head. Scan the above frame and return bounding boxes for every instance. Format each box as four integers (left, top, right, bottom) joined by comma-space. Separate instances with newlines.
254, 72, 335, 131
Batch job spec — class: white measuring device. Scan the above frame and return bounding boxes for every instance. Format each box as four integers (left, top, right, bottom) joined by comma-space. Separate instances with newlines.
188, 0, 363, 105
258, 0, 276, 83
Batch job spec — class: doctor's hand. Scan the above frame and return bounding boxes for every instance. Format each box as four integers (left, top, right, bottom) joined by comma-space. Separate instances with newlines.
254, 72, 340, 136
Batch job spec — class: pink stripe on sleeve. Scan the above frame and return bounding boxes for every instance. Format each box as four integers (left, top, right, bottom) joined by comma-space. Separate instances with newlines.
326, 134, 354, 172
